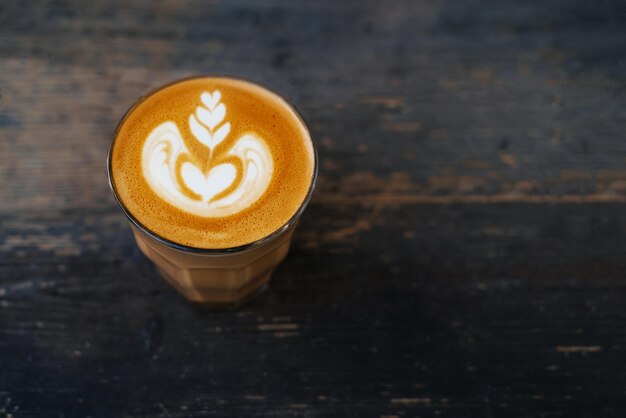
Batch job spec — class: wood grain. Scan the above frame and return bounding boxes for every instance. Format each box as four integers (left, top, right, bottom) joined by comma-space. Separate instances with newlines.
2, 0, 626, 416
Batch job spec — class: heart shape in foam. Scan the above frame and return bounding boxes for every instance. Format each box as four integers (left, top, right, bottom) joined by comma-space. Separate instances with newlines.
180, 161, 236, 202
201, 91, 221, 110
141, 90, 274, 218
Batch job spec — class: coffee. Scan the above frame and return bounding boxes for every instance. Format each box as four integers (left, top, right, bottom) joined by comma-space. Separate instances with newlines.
110, 77, 315, 249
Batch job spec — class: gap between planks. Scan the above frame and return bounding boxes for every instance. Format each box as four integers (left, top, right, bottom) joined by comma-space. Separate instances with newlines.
314, 194, 626, 206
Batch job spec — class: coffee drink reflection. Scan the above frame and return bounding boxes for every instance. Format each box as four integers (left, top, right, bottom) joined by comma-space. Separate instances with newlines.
108, 77, 316, 306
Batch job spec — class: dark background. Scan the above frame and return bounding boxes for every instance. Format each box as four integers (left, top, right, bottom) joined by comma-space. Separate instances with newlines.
2, 0, 626, 416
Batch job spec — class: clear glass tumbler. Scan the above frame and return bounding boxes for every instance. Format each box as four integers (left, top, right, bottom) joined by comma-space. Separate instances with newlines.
107, 78, 317, 308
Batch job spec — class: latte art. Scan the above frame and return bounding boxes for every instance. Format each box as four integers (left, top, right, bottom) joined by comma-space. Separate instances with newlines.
110, 77, 315, 249
142, 90, 274, 217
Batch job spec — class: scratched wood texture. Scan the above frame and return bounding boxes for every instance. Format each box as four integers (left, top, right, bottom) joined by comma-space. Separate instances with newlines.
2, 0, 626, 417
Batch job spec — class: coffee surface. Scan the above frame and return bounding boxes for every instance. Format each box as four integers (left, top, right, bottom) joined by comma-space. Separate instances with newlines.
110, 77, 315, 249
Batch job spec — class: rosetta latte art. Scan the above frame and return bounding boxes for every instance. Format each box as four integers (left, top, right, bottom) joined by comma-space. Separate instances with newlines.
141, 90, 273, 218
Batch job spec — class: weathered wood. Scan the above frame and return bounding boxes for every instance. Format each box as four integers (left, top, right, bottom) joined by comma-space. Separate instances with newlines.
2, 0, 626, 416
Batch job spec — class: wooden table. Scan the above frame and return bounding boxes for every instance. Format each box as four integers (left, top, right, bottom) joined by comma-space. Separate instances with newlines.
2, 1, 626, 416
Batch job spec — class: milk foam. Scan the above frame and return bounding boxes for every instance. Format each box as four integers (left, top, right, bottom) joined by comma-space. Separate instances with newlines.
141, 90, 274, 218
111, 77, 315, 249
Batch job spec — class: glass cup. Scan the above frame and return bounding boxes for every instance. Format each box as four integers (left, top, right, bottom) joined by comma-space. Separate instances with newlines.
107, 77, 318, 308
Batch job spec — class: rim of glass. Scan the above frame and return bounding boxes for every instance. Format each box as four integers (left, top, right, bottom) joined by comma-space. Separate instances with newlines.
107, 75, 319, 254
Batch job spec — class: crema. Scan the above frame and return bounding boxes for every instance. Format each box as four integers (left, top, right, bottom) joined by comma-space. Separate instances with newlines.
110, 77, 315, 249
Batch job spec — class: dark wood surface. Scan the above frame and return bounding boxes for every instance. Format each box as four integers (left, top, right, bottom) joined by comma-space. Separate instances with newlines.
2, 0, 626, 416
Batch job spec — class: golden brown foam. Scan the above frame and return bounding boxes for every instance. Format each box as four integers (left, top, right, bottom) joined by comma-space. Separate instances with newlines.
110, 77, 315, 249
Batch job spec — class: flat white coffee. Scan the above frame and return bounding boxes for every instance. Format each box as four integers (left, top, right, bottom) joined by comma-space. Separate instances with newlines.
110, 77, 315, 249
